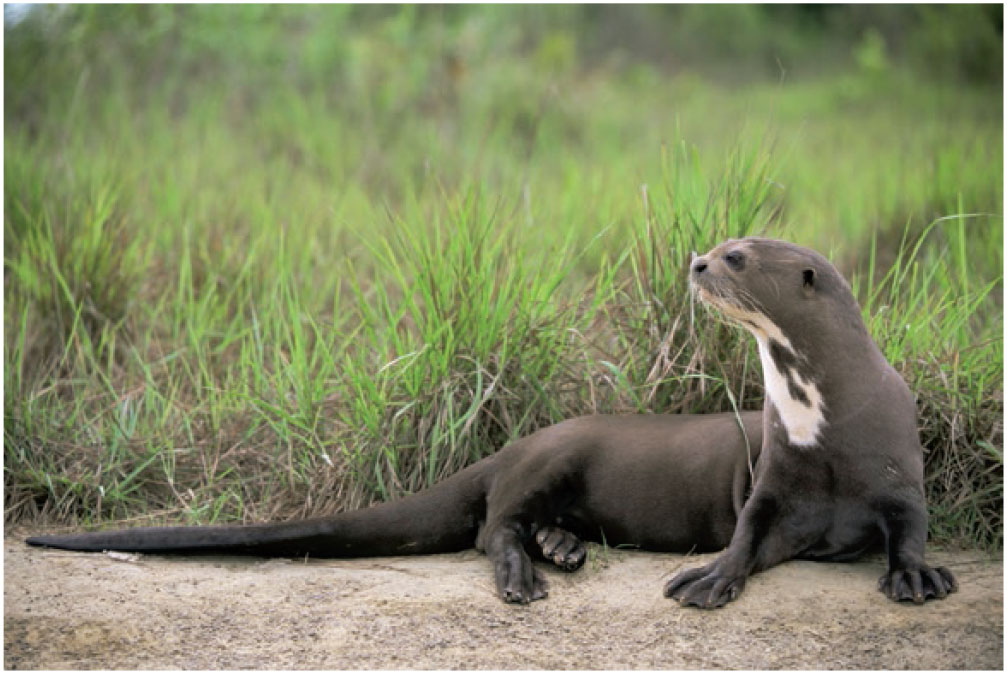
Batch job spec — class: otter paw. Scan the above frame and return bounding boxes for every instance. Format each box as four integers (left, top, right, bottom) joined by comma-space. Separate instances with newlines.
535, 526, 587, 571
878, 564, 957, 604
663, 563, 746, 609
494, 551, 549, 604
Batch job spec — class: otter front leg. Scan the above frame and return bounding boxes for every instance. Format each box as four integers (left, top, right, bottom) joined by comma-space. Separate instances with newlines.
534, 526, 587, 571
480, 522, 548, 604
878, 498, 958, 603
664, 494, 805, 609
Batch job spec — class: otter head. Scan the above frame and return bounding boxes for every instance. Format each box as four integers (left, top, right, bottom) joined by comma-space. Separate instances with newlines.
689, 238, 853, 342
689, 238, 857, 448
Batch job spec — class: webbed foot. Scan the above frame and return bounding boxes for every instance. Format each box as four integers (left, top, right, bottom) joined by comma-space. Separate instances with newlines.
878, 564, 957, 603
663, 562, 746, 609
534, 526, 587, 571
494, 548, 549, 604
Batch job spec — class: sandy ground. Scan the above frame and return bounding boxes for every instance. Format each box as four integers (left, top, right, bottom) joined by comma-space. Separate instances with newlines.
4, 533, 1002, 670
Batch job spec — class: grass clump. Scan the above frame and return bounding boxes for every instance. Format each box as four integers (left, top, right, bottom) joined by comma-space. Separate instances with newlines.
4, 160, 144, 374
856, 218, 1003, 549
329, 190, 582, 497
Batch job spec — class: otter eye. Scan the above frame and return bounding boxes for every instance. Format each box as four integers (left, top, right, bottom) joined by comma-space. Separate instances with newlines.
723, 251, 745, 270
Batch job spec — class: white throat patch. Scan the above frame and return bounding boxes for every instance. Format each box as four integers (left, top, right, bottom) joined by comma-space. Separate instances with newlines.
713, 301, 827, 447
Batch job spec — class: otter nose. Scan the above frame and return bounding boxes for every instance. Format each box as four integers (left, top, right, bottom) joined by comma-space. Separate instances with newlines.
691, 257, 708, 275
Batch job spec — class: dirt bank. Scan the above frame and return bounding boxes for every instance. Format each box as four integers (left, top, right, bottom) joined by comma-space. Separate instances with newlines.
4, 533, 1002, 670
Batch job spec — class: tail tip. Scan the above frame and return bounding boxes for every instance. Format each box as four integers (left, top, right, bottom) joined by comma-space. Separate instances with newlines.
26, 535, 64, 548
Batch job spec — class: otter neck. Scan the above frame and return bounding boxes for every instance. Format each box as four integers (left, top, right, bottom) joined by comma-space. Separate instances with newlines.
722, 305, 827, 448
756, 336, 825, 447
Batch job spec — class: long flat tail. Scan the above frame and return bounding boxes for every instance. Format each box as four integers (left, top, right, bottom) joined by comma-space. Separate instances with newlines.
26, 461, 489, 558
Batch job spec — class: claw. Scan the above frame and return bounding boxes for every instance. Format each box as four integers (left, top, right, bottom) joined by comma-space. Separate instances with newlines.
664, 564, 744, 609
879, 564, 957, 604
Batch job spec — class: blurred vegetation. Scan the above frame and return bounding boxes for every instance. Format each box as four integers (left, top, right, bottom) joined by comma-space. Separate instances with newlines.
4, 5, 1002, 548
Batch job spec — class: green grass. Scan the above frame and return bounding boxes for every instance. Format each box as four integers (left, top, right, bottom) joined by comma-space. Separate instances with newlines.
4, 6, 1002, 548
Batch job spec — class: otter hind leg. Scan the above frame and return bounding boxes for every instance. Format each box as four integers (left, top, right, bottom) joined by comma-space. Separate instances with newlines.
479, 523, 549, 604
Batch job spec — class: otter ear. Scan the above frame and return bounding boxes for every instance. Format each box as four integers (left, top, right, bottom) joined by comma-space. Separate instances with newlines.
802, 268, 816, 295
